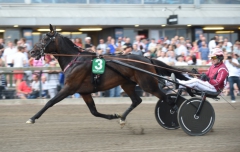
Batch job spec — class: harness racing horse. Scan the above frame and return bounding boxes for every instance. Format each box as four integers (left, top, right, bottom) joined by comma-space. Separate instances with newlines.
27, 24, 190, 126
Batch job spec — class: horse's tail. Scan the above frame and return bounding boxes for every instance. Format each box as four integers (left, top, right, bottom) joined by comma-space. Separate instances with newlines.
151, 59, 191, 80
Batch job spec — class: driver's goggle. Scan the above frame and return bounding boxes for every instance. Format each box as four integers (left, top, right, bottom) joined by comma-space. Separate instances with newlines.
211, 56, 217, 60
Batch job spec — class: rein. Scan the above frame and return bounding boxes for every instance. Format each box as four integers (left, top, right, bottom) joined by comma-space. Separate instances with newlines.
45, 53, 200, 76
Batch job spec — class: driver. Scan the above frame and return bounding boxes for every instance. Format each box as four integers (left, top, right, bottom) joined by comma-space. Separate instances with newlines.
171, 48, 229, 93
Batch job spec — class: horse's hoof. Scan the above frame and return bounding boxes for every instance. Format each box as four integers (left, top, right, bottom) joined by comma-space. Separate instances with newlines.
114, 113, 122, 118
26, 119, 35, 124
119, 119, 126, 128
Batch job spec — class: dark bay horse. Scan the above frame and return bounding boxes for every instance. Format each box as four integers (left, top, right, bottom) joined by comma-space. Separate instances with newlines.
27, 24, 190, 126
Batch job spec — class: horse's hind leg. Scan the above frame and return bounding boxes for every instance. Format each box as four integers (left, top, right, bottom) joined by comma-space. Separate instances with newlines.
81, 94, 121, 120
120, 83, 142, 126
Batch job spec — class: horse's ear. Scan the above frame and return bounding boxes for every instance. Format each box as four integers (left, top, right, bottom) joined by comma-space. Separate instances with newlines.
49, 24, 53, 32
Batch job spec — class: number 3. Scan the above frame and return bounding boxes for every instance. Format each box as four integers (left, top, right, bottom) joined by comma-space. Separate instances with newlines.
95, 59, 102, 70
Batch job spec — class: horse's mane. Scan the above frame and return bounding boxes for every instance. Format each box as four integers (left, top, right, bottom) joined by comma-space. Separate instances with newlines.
60, 36, 98, 56
59, 36, 80, 54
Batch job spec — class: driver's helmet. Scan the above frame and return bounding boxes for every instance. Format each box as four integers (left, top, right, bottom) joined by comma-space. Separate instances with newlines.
209, 48, 224, 61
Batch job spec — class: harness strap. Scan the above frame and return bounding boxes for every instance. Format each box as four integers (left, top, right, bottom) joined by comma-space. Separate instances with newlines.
106, 62, 136, 84
63, 53, 81, 72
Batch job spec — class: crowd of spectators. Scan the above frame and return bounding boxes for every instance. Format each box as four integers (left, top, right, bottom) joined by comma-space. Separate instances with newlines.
83, 34, 240, 66
0, 37, 62, 99
81, 34, 240, 97
0, 33, 239, 99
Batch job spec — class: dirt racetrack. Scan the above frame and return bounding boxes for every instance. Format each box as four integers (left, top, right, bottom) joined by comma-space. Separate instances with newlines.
0, 103, 240, 152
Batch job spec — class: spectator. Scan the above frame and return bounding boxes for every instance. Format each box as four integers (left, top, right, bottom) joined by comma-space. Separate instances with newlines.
197, 34, 203, 48
108, 38, 117, 54
109, 85, 121, 97
122, 43, 132, 55
191, 41, 200, 59
97, 39, 107, 54
19, 38, 31, 64
115, 41, 123, 54
29, 74, 40, 99
74, 38, 82, 47
161, 43, 168, 52
222, 37, 232, 52
167, 51, 177, 66
235, 54, 240, 64
187, 55, 202, 65
12, 46, 27, 87
179, 36, 185, 42
174, 35, 179, 44
46, 61, 60, 98
148, 38, 157, 50
124, 37, 132, 46
3, 41, 17, 87
133, 35, 145, 50
0, 74, 7, 99
170, 38, 176, 46
185, 38, 192, 50
131, 44, 142, 55
3, 41, 16, 67
143, 38, 149, 53
16, 78, 32, 99
147, 47, 157, 59
0, 38, 4, 47
115, 37, 125, 46
175, 55, 188, 66
105, 47, 111, 55
41, 75, 49, 98
15, 40, 28, 67
208, 37, 217, 54
106, 36, 112, 45
167, 44, 175, 52
217, 37, 224, 49
139, 44, 145, 54
233, 41, 240, 56
0, 39, 4, 58
225, 53, 240, 103
19, 37, 31, 52
215, 35, 219, 46
123, 37, 127, 43
84, 37, 93, 49
175, 41, 188, 57
157, 51, 169, 64
156, 41, 162, 50
199, 41, 210, 65
163, 36, 170, 45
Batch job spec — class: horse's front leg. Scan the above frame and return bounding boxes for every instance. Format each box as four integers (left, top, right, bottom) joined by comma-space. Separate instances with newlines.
81, 93, 121, 120
26, 87, 70, 124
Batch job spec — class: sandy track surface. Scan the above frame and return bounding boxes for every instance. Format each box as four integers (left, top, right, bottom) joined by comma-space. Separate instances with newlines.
0, 103, 240, 152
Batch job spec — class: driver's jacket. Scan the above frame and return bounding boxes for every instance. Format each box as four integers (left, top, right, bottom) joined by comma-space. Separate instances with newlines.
205, 62, 229, 91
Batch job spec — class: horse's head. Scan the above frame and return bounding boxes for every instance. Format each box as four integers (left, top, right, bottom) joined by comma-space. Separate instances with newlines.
30, 24, 59, 60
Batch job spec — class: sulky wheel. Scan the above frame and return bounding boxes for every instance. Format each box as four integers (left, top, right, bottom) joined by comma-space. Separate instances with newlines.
177, 98, 215, 136
155, 94, 185, 130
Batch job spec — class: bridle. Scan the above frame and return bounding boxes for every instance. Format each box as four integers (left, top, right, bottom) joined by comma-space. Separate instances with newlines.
35, 31, 58, 60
